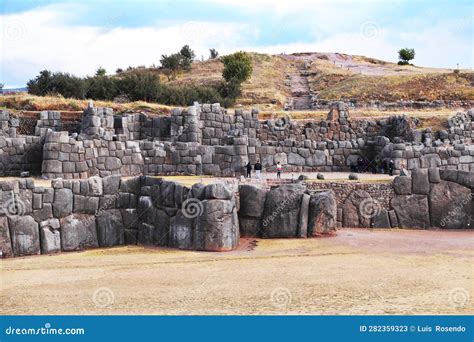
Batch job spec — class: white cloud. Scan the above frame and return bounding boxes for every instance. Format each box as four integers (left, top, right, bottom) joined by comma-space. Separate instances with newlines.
0, 1, 471, 87
0, 4, 252, 87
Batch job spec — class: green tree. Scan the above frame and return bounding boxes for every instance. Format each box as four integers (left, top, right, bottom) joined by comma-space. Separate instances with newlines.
179, 45, 195, 61
398, 48, 415, 65
160, 53, 183, 80
85, 76, 117, 101
221, 51, 253, 84
95, 67, 107, 77
27, 70, 86, 98
209, 48, 219, 59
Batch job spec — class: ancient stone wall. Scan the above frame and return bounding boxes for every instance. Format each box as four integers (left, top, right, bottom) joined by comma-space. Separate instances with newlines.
0, 103, 473, 178
0, 176, 240, 257
0, 110, 43, 176
307, 168, 473, 229
1, 172, 472, 258
311, 99, 474, 110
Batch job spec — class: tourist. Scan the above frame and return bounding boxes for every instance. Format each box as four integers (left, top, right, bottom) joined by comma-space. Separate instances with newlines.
388, 160, 395, 176
276, 162, 282, 179
357, 157, 363, 173
254, 160, 262, 179
245, 162, 252, 178
381, 160, 388, 174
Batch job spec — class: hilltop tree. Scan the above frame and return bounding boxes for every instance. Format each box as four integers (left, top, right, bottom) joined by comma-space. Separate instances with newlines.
221, 51, 253, 84
160, 53, 183, 80
95, 67, 107, 77
209, 48, 219, 59
179, 45, 195, 61
160, 45, 196, 80
398, 48, 415, 65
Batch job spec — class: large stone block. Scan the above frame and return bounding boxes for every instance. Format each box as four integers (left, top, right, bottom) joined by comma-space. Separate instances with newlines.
60, 214, 98, 251
411, 169, 430, 195
261, 183, 305, 238
288, 153, 305, 166
205, 183, 233, 200
96, 209, 124, 247
429, 180, 472, 228
153, 209, 171, 247
306, 151, 327, 167
342, 190, 371, 228
373, 209, 391, 228
457, 171, 473, 189
391, 195, 430, 228
393, 176, 412, 195
308, 190, 337, 235
53, 188, 73, 218
87, 176, 103, 196
298, 193, 310, 237
8, 215, 40, 256
105, 157, 122, 170
194, 199, 238, 251
0, 216, 13, 257
40, 219, 61, 254
169, 211, 194, 249
238, 184, 267, 219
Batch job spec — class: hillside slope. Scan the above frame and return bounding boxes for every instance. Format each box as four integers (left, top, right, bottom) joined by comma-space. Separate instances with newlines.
122, 52, 474, 109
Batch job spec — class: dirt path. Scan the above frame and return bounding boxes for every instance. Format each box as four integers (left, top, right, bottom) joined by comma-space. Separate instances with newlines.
1, 229, 472, 315
288, 60, 312, 110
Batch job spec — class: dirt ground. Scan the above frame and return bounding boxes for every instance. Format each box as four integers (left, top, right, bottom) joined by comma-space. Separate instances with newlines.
1, 229, 472, 315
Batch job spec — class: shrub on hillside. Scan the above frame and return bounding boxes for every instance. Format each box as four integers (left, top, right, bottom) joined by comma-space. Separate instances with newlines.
27, 65, 239, 107
398, 48, 415, 65
221, 51, 253, 84
27, 70, 86, 99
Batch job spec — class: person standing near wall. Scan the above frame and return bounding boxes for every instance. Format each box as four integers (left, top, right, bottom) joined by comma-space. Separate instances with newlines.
388, 160, 394, 176
254, 160, 262, 179
246, 162, 252, 178
276, 162, 282, 179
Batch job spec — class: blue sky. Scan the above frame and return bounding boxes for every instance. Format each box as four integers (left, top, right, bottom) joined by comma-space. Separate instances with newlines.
1, 0, 473, 87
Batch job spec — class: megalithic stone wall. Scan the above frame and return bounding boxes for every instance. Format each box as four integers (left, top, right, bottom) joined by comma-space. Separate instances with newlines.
306, 169, 473, 229
1, 172, 472, 258
0, 176, 241, 257
80, 102, 115, 140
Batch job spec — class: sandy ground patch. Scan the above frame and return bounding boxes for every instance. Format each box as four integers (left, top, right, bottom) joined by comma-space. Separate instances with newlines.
1, 229, 472, 315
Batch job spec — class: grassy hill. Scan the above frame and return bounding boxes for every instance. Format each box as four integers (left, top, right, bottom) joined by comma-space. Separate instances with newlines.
121, 52, 474, 109
2, 52, 472, 115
